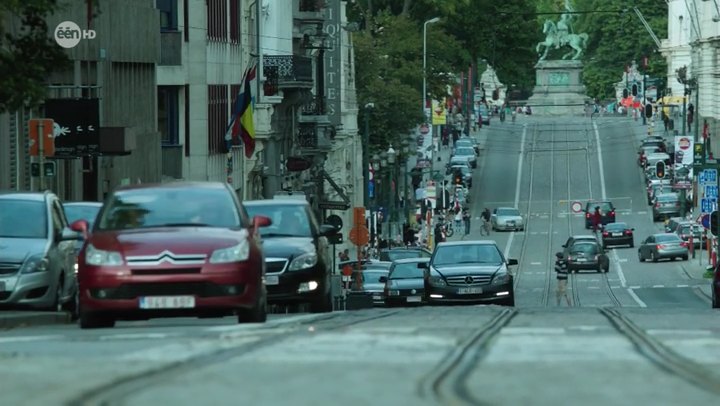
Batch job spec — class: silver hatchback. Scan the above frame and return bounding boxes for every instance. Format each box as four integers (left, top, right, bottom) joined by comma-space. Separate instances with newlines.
0, 192, 81, 310
652, 193, 682, 221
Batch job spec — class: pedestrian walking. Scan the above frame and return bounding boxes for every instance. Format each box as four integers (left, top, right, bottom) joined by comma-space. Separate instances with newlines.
555, 252, 572, 306
591, 206, 602, 234
480, 207, 491, 236
462, 208, 471, 235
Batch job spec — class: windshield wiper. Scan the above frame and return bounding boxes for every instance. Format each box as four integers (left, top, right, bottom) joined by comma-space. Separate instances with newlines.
153, 223, 211, 228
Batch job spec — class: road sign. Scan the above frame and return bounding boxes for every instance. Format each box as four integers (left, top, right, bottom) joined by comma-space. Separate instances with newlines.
28, 119, 55, 157
694, 143, 705, 165
700, 169, 717, 185
710, 211, 720, 236
319, 201, 350, 211
30, 162, 56, 177
348, 225, 369, 246
326, 214, 343, 231
705, 185, 719, 199
701, 198, 717, 214
701, 214, 710, 229
570, 201, 583, 213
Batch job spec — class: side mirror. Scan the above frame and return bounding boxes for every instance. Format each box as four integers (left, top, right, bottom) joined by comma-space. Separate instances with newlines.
319, 224, 337, 236
507, 258, 519, 266
631, 228, 635, 231
561, 244, 567, 248
252, 215, 272, 229
60, 227, 82, 241
70, 220, 89, 239
379, 276, 388, 283
417, 262, 429, 269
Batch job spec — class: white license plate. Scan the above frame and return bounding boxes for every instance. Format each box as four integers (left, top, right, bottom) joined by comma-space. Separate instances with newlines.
372, 295, 382, 300
407, 296, 422, 303
457, 287, 483, 295
612, 233, 622, 237
576, 258, 586, 262
139, 296, 195, 309
265, 275, 279, 286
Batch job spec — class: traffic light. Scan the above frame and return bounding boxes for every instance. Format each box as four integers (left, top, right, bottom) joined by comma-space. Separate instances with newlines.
632, 84, 638, 97
455, 173, 462, 184
655, 161, 666, 179
710, 211, 720, 236
622, 88, 629, 99
645, 103, 653, 118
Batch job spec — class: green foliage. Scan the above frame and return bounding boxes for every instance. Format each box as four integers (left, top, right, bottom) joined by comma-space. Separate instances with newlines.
0, 0, 70, 113
575, 0, 668, 100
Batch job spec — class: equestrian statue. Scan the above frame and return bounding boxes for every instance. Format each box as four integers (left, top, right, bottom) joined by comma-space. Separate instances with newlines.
535, 0, 588, 61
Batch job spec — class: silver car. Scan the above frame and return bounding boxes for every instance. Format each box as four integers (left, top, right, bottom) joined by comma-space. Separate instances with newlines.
491, 207, 524, 231
452, 146, 477, 168
0, 191, 81, 311
652, 192, 681, 221
638, 233, 689, 262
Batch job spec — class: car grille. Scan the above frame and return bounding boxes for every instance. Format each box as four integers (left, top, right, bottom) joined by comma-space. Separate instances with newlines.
131, 268, 202, 276
0, 262, 21, 275
90, 282, 244, 299
446, 275, 492, 286
266, 259, 288, 274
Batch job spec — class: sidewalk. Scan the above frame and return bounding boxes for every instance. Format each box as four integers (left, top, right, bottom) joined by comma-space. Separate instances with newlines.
0, 311, 71, 330
679, 256, 715, 302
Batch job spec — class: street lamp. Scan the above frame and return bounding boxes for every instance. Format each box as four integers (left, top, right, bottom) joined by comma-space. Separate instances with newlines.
387, 145, 397, 242
370, 153, 381, 244
423, 17, 441, 120
401, 139, 411, 226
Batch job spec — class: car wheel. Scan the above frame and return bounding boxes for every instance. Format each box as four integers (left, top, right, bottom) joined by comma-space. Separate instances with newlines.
638, 251, 645, 262
651, 251, 658, 263
630, 242, 634, 248
500, 295, 515, 307
310, 290, 333, 313
79, 311, 115, 329
52, 280, 64, 312
713, 291, 719, 309
682, 255, 688, 261
237, 298, 267, 323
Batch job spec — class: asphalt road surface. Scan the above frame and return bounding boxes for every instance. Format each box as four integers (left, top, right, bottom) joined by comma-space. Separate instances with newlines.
3, 117, 720, 406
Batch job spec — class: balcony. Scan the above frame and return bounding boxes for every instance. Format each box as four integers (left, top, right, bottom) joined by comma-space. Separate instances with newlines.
160, 31, 182, 66
295, 122, 335, 152
263, 55, 314, 95
161, 145, 183, 179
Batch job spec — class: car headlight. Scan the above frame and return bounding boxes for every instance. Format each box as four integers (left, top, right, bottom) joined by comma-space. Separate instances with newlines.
288, 253, 318, 271
210, 240, 250, 264
492, 271, 510, 285
21, 254, 49, 274
86, 244, 124, 266
428, 272, 447, 287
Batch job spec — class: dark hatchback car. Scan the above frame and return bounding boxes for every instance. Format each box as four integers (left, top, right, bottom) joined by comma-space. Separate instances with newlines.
351, 262, 391, 305
601, 222, 634, 248
378, 247, 432, 262
381, 258, 429, 306
566, 242, 610, 273
243, 199, 337, 313
584, 201, 616, 229
420, 241, 516, 306
73, 182, 270, 328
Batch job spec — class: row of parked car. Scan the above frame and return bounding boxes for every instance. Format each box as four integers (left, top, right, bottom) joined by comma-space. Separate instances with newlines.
1, 184, 344, 328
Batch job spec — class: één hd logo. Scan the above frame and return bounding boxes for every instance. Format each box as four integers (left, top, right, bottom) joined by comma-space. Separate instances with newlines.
54, 21, 96, 49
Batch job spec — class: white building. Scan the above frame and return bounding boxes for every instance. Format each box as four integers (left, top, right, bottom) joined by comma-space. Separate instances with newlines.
659, 0, 693, 97
156, 0, 251, 197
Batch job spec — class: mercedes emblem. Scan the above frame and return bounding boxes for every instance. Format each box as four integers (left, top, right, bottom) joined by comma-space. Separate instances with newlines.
465, 276, 474, 284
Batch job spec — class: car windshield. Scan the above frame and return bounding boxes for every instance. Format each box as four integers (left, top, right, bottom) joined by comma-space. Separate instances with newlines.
678, 225, 699, 235
0, 199, 47, 238
245, 204, 312, 237
456, 148, 474, 156
390, 262, 424, 279
497, 208, 520, 216
605, 223, 627, 231
96, 187, 240, 231
64, 204, 101, 228
570, 243, 598, 255
656, 234, 681, 242
433, 244, 503, 266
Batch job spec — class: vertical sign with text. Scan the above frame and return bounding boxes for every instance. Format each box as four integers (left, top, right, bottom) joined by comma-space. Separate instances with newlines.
323, 0, 342, 127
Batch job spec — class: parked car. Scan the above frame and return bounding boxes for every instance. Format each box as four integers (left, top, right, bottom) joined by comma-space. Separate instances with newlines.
62, 201, 103, 271
243, 198, 337, 313
652, 193, 682, 221
381, 258, 429, 306
450, 165, 473, 188
0, 191, 80, 311
638, 233, 689, 262
671, 221, 705, 248
378, 247, 432, 262
584, 201, 616, 229
566, 241, 610, 273
601, 222, 634, 248
351, 263, 391, 305
452, 146, 477, 168
420, 240, 517, 306
491, 207, 524, 231
73, 182, 270, 328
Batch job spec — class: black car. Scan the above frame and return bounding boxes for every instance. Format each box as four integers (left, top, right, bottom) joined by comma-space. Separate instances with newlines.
562, 235, 600, 257
584, 201, 616, 229
566, 241, 610, 273
243, 199, 337, 313
378, 247, 432, 262
349, 262, 392, 305
381, 258, 429, 306
420, 241, 517, 306
601, 222, 634, 248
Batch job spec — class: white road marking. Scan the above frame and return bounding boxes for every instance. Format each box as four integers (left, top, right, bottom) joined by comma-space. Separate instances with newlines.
504, 125, 527, 259
593, 121, 607, 200
0, 335, 65, 344
540, 231, 549, 235
617, 258, 628, 263
589, 279, 600, 282
530, 261, 542, 265
637, 211, 647, 214
611, 286, 621, 289
677, 284, 689, 288
204, 313, 333, 332
647, 329, 712, 336
501, 327, 565, 335
653, 285, 665, 288
98, 333, 175, 341
539, 215, 549, 219
629, 286, 641, 289
588, 286, 600, 289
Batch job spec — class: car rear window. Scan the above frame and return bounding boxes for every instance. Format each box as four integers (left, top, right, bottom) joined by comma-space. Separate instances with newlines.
497, 208, 521, 216
656, 234, 681, 242
389, 263, 424, 279
657, 195, 678, 202
355, 270, 388, 284
586, 202, 613, 212
456, 148, 474, 155
383, 250, 427, 261
605, 222, 627, 231
570, 243, 598, 255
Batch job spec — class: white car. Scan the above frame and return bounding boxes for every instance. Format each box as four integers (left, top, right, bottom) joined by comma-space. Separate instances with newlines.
491, 207, 524, 231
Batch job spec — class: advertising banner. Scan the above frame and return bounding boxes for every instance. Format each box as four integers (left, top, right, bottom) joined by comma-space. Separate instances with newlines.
673, 135, 694, 189
44, 98, 100, 157
431, 99, 447, 125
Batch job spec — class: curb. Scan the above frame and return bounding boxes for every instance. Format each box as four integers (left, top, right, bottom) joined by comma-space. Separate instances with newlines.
0, 312, 71, 330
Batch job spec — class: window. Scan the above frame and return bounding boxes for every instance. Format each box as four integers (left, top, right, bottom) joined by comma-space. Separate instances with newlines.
229, 0, 240, 43
299, 0, 323, 12
184, 84, 190, 156
207, 85, 228, 154
183, 0, 189, 41
244, 204, 313, 237
156, 0, 178, 31
158, 86, 179, 145
0, 200, 47, 238
207, 0, 227, 41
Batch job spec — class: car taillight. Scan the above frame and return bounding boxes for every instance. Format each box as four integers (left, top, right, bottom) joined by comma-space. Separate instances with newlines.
624, 230, 632, 235
585, 213, 590, 218
567, 255, 573, 261
656, 244, 666, 250
609, 210, 615, 217
594, 255, 599, 260
655, 202, 660, 208
602, 232, 609, 236
680, 241, 689, 248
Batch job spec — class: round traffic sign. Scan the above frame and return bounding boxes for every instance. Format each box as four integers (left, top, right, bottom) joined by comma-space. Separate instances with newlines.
348, 225, 370, 246
571, 201, 583, 213
326, 214, 343, 231
700, 214, 710, 229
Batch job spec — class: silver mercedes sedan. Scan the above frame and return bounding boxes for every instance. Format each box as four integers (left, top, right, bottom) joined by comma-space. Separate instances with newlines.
490, 207, 525, 231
